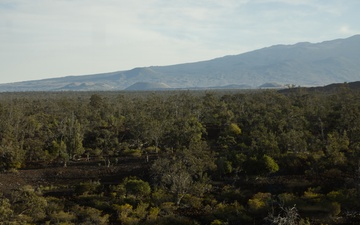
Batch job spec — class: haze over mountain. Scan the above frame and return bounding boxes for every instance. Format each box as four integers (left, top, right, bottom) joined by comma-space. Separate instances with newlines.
1, 35, 359, 92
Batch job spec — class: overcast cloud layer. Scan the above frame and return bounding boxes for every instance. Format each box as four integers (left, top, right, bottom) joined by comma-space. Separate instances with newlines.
0, 0, 359, 84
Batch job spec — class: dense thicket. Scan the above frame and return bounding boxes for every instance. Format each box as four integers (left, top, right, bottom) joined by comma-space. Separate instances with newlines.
1, 87, 360, 224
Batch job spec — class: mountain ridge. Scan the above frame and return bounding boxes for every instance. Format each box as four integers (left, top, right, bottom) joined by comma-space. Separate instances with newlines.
1, 35, 360, 91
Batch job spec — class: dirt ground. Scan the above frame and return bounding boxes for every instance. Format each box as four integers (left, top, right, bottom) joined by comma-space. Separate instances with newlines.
0, 156, 151, 195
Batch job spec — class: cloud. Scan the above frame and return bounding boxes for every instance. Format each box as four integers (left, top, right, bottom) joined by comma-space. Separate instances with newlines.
0, 0, 359, 83
338, 25, 358, 35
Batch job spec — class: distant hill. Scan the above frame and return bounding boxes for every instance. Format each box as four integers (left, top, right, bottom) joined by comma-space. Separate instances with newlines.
125, 82, 171, 91
259, 82, 284, 89
1, 35, 360, 92
57, 82, 114, 91
279, 81, 360, 94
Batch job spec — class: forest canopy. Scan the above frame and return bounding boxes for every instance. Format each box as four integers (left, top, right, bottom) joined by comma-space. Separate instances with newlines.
1, 86, 360, 224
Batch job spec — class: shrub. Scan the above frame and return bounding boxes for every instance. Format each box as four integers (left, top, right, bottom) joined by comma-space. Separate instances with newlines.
75, 180, 101, 196
123, 148, 142, 157
210, 219, 227, 225
277, 192, 298, 206
228, 123, 242, 135
329, 202, 341, 217
248, 192, 272, 214
147, 207, 160, 221
0, 197, 13, 222
263, 155, 279, 174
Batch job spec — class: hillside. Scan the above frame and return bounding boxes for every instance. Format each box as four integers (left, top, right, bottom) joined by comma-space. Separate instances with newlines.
1, 35, 360, 91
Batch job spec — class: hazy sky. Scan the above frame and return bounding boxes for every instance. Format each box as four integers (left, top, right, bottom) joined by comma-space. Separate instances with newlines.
0, 0, 359, 84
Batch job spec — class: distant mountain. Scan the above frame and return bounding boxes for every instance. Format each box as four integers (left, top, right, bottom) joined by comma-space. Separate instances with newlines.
210, 84, 253, 89
125, 82, 171, 91
259, 82, 284, 89
57, 82, 114, 91
1, 35, 360, 92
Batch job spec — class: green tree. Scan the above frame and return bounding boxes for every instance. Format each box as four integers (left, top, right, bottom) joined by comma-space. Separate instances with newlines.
113, 202, 149, 225
0, 195, 13, 222
64, 114, 85, 159
112, 177, 152, 202
10, 185, 48, 222
243, 155, 279, 176
0, 143, 24, 171
89, 94, 105, 109
50, 140, 69, 167
151, 140, 215, 205
263, 154, 280, 174
71, 205, 109, 225
248, 192, 272, 215
325, 131, 349, 166
163, 116, 206, 150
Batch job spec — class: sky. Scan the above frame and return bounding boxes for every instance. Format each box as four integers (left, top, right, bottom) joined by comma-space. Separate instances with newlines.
0, 0, 359, 84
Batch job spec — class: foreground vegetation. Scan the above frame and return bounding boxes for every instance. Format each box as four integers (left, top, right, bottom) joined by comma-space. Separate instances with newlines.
1, 86, 360, 224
